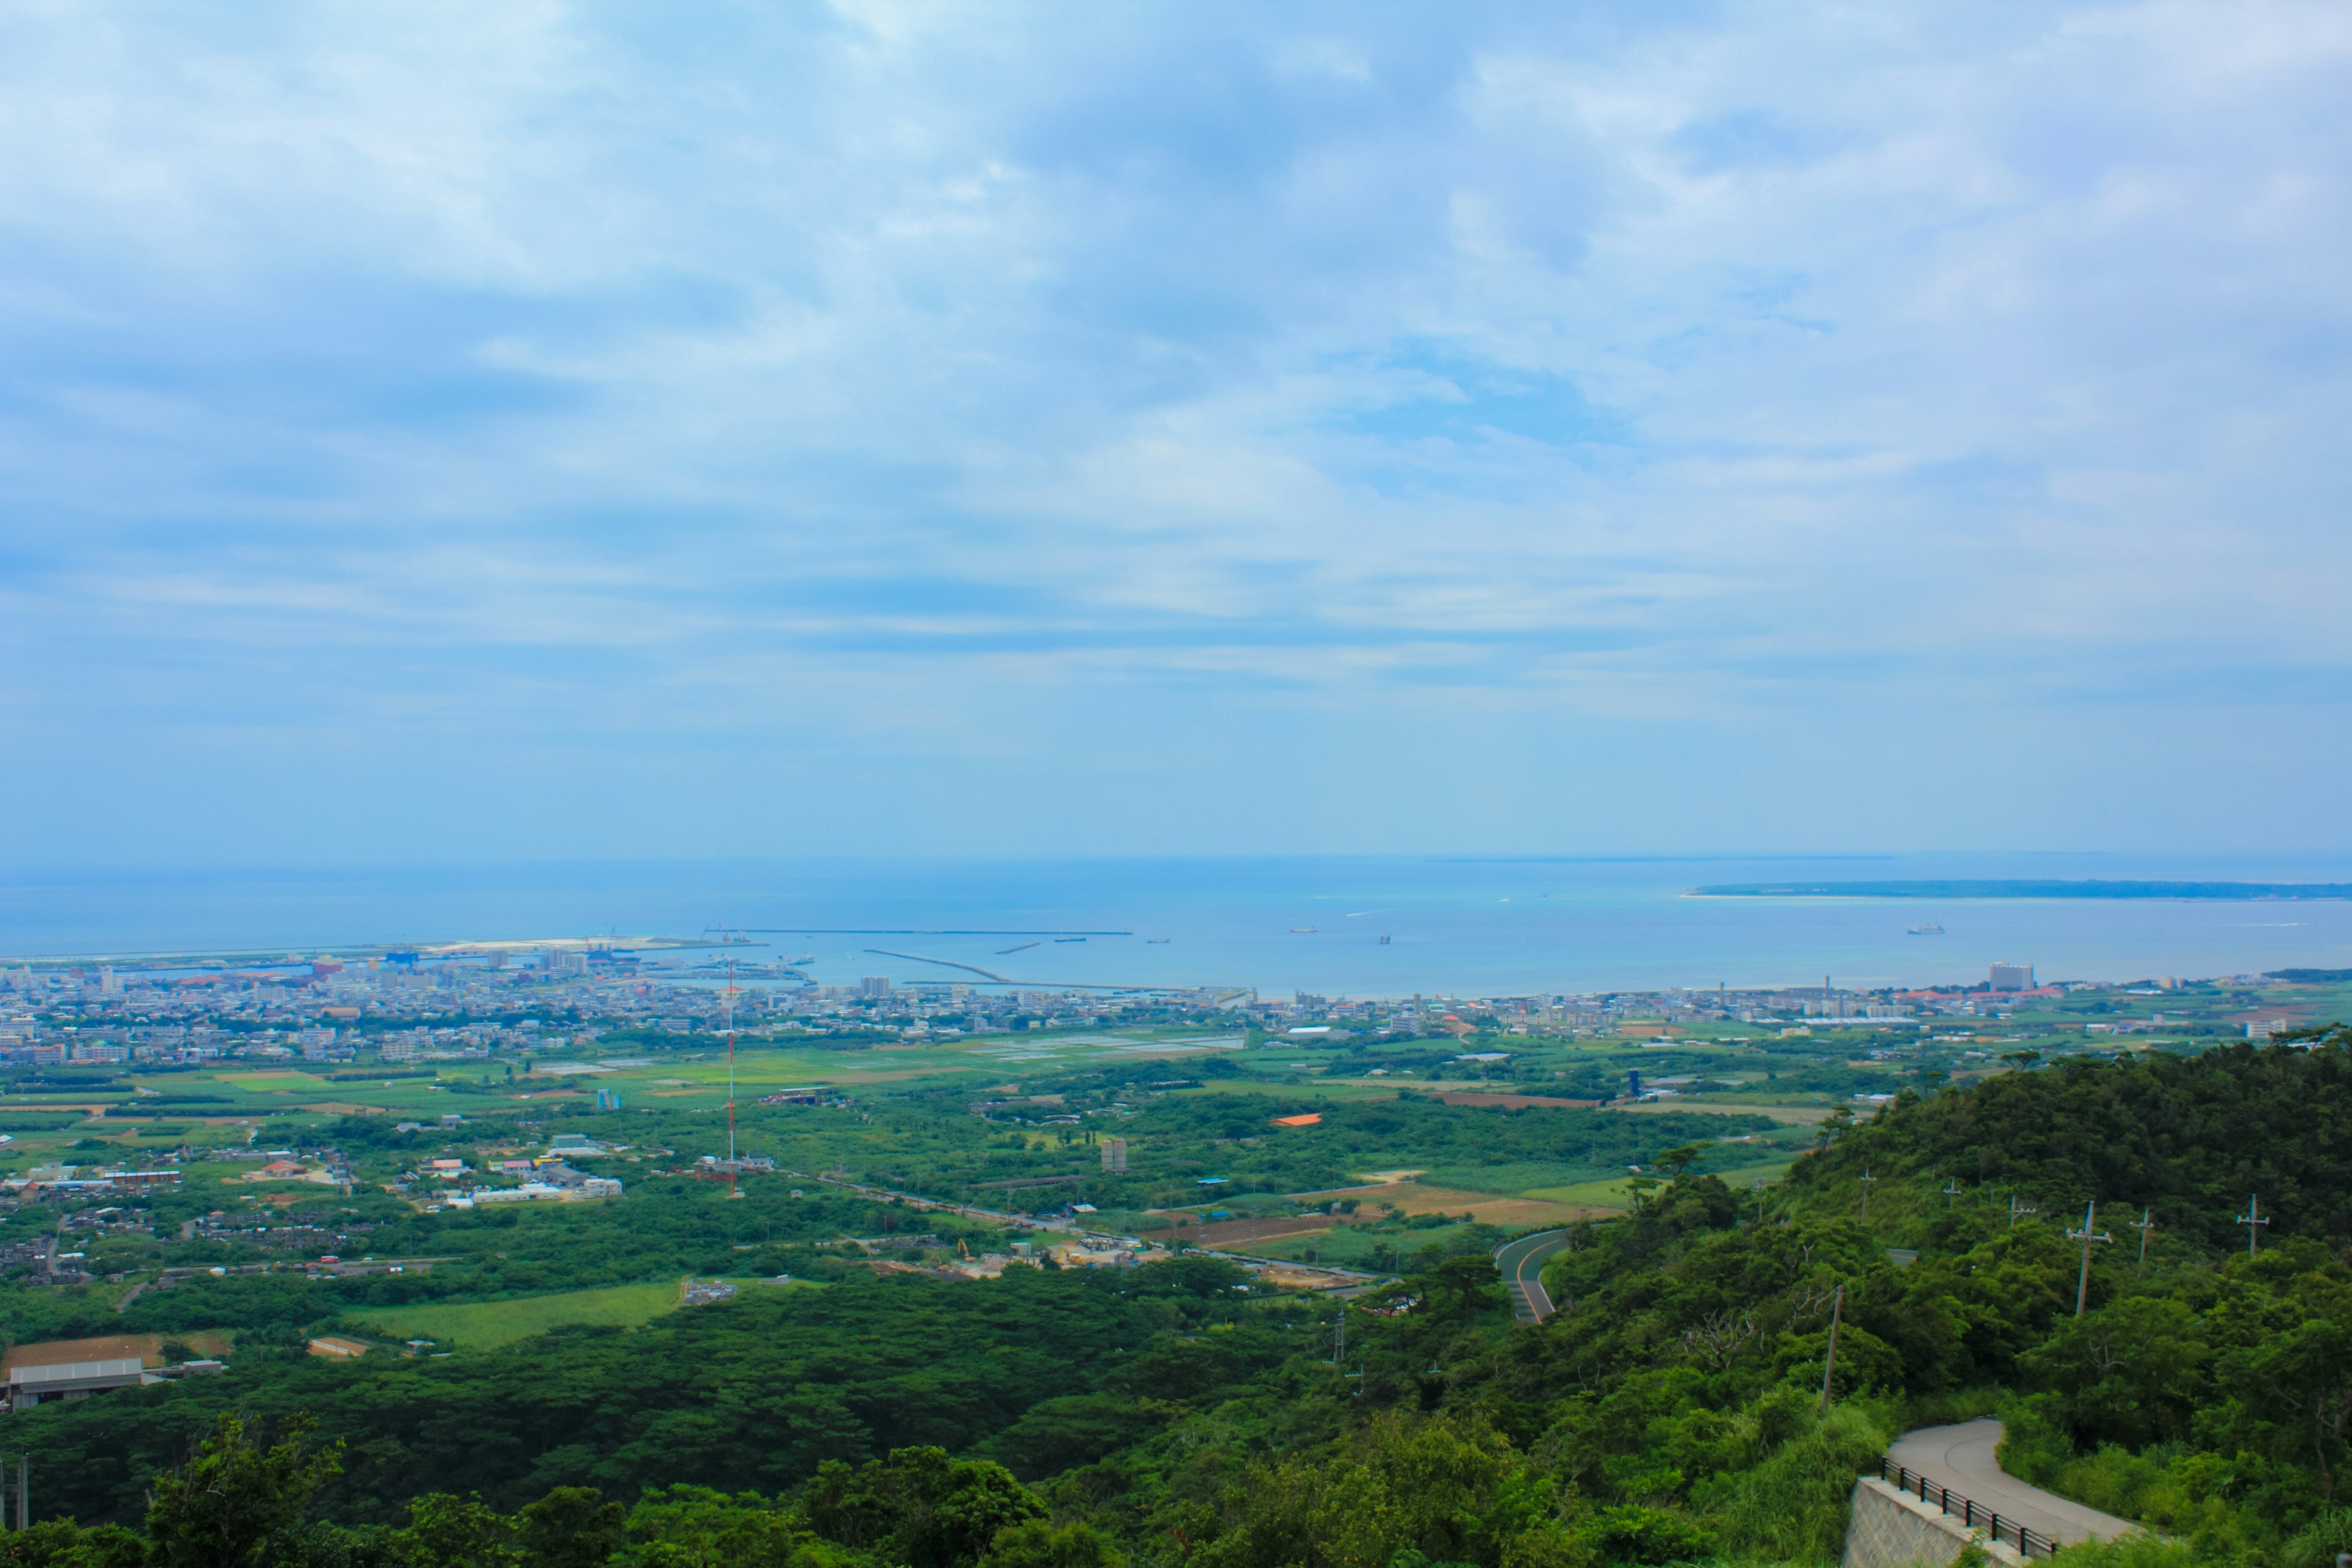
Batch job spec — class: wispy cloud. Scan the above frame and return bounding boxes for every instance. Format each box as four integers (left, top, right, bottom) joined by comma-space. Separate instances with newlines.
1, 1, 2348, 861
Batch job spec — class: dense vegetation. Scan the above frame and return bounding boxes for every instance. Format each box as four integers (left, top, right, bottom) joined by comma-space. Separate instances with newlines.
10, 1036, 2352, 1568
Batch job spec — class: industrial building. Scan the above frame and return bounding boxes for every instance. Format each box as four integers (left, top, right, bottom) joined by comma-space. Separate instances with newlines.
7, 1357, 157, 1411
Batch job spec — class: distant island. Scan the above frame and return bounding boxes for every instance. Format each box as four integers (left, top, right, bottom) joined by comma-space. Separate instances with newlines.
1687, 878, 2352, 900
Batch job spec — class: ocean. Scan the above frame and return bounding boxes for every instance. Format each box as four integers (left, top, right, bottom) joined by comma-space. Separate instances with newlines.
5, 853, 2351, 998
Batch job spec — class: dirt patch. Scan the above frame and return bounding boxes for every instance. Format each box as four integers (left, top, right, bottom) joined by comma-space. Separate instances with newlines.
1141, 1215, 1334, 1246
300, 1102, 382, 1115
2, 1330, 230, 1372
1348, 1182, 1607, 1229
4, 1334, 164, 1371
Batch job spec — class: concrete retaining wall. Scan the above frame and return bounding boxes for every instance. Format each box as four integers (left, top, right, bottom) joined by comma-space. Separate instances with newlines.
1842, 1477, 2029, 1568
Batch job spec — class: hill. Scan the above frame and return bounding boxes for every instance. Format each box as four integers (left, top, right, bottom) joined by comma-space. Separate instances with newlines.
10, 1034, 2352, 1568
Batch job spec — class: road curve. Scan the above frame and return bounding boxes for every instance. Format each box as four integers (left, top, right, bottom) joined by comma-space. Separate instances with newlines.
1887, 1419, 2136, 1546
1493, 1229, 1569, 1324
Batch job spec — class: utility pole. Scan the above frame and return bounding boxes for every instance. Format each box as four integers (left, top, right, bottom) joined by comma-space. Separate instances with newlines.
1331, 1308, 1346, 1365
2008, 1194, 2038, 1229
2237, 1194, 2270, 1257
2068, 1202, 2113, 1317
1818, 1284, 1846, 1415
13, 1454, 24, 1532
1751, 1178, 1770, 1226
1942, 1180, 1962, 1210
2129, 1208, 2157, 1272
1858, 1170, 1878, 1223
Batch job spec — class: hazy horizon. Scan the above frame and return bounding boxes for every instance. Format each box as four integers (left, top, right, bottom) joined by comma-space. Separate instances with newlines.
7, 851, 2350, 993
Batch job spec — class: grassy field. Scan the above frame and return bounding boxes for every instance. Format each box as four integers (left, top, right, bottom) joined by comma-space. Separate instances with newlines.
1520, 1175, 1637, 1210
345, 1281, 687, 1350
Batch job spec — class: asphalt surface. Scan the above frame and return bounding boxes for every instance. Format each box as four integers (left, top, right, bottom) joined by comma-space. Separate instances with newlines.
1492, 1229, 1569, 1323
1886, 1419, 2136, 1546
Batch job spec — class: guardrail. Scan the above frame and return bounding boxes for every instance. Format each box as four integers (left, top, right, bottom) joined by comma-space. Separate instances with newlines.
1877, 1457, 2062, 1559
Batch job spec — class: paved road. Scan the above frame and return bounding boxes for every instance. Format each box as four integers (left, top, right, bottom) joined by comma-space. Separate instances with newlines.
1887, 1420, 2136, 1546
1493, 1229, 1570, 1324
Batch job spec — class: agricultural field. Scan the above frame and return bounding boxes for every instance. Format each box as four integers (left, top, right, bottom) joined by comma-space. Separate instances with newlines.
345, 1280, 700, 1350
4, 978, 2332, 1340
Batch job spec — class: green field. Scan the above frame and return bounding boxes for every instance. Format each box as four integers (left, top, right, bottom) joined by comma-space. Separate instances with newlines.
1520, 1176, 1636, 1209
347, 1281, 686, 1350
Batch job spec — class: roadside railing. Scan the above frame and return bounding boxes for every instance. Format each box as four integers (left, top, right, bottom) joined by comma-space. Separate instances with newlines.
1877, 1457, 2062, 1559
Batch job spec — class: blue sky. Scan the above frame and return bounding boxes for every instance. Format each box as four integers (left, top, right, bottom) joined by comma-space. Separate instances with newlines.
2, 1, 2348, 865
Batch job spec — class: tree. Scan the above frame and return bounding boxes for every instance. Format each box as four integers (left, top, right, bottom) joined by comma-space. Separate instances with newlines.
608, 1486, 817, 1568
147, 1412, 345, 1568
804, 1449, 1044, 1568
1417, 1255, 1506, 1324
1652, 1144, 1713, 1180
2223, 1276, 2352, 1500
517, 1490, 624, 1568
978, 1521, 1124, 1568
396, 1494, 520, 1568
2019, 1295, 2210, 1449
0, 1520, 149, 1568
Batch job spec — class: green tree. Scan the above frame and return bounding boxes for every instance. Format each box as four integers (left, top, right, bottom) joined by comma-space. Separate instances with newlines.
1418, 1255, 1507, 1324
609, 1486, 821, 1568
805, 1449, 1044, 1568
1651, 1144, 1712, 1179
516, 1490, 624, 1568
0, 1520, 150, 1568
147, 1412, 345, 1568
394, 1494, 519, 1568
1191, 1412, 1557, 1568
977, 1520, 1125, 1568
2020, 1295, 2211, 1449
2220, 1274, 2352, 1500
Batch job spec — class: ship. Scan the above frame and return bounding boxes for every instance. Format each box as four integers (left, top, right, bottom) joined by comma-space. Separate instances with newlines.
1289, 927, 1316, 934
1907, 924, 1945, 935
1054, 937, 1087, 943
1147, 938, 1170, 944
1379, 935, 1391, 944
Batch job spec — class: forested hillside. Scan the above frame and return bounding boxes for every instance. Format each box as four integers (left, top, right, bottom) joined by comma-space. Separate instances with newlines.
10, 1036, 2352, 1568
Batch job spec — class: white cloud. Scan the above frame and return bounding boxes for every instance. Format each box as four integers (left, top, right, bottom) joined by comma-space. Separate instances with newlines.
0, 1, 2347, 861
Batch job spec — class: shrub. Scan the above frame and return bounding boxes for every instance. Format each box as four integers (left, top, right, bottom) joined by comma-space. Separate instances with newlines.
1717, 1404, 1888, 1564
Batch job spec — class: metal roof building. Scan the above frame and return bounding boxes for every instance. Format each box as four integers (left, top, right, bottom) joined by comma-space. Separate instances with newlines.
7, 1357, 159, 1411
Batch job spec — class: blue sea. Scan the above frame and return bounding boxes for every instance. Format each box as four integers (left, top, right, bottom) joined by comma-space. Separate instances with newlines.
5, 853, 2351, 998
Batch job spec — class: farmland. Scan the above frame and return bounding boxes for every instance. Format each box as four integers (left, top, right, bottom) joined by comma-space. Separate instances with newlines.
342, 1280, 691, 1351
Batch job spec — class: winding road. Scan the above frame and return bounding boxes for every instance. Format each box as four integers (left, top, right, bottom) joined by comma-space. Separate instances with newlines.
1887, 1419, 2136, 1547
1493, 1229, 1570, 1324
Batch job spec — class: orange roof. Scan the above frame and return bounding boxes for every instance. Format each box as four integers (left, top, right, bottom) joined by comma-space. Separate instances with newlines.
1271, 1113, 1322, 1128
